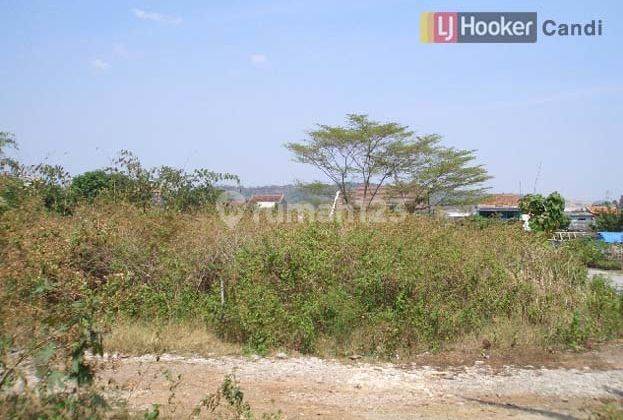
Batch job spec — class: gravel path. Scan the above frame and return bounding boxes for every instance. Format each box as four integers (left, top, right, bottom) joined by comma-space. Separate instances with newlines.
589, 268, 623, 290
98, 345, 623, 419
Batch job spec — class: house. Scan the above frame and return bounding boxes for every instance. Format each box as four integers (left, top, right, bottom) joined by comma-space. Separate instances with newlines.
440, 206, 475, 219
589, 205, 619, 216
476, 194, 522, 220
563, 201, 594, 232
345, 185, 425, 210
565, 210, 594, 232
249, 193, 286, 209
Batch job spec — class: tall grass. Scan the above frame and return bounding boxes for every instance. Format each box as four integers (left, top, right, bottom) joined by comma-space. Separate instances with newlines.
1, 201, 622, 361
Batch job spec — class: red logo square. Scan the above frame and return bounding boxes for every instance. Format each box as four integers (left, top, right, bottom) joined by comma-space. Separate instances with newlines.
433, 12, 458, 43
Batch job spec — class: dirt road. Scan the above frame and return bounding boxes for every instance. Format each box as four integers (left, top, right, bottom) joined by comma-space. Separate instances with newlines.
97, 344, 623, 419
589, 268, 623, 291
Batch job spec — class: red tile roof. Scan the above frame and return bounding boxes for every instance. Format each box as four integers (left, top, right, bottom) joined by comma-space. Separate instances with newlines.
249, 193, 284, 203
352, 185, 389, 201
588, 205, 618, 215
478, 194, 521, 208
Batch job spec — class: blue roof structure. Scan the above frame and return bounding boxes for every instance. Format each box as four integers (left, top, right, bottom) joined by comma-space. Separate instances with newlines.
598, 232, 623, 244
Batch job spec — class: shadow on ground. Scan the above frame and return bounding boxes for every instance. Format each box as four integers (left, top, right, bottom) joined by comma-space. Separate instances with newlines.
464, 397, 577, 419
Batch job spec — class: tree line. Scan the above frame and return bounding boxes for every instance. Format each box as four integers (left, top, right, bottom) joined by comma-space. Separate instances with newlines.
3, 114, 492, 215
0, 132, 238, 214
6, 114, 618, 232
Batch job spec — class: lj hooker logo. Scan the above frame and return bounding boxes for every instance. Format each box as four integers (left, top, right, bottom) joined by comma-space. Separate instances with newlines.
421, 12, 537, 43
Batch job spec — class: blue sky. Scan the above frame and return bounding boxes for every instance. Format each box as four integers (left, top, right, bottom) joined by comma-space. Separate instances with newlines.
1, 0, 621, 201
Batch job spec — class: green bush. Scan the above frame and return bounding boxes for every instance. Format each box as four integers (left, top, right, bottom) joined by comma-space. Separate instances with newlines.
519, 192, 570, 233
592, 259, 622, 271
70, 170, 133, 203
563, 238, 622, 270
594, 211, 623, 231
0, 175, 27, 213
219, 219, 620, 354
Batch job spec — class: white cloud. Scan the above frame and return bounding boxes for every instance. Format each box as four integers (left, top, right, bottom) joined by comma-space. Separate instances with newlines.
132, 8, 182, 25
250, 53, 268, 67
91, 58, 111, 71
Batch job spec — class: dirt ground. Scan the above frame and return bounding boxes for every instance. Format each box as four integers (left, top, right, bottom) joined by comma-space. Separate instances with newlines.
96, 342, 623, 419
589, 268, 623, 291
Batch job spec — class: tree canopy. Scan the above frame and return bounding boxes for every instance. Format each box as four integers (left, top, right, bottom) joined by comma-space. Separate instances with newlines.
519, 192, 570, 233
594, 211, 623, 232
1, 135, 240, 214
389, 135, 490, 209
70, 170, 132, 203
285, 114, 490, 211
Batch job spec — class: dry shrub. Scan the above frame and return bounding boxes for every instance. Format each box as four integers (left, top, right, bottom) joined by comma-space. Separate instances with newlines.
1, 203, 622, 361
104, 320, 240, 356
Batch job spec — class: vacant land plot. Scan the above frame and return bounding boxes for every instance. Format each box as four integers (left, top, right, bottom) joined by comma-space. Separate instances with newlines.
97, 342, 623, 418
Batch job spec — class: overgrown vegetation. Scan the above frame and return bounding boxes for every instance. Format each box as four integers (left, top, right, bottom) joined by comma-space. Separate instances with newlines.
2, 202, 622, 357
0, 145, 238, 216
1, 134, 623, 417
193, 374, 281, 419
519, 192, 570, 233
594, 210, 623, 232
563, 238, 623, 271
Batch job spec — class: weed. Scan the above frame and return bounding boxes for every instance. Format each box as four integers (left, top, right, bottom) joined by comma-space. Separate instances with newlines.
193, 374, 281, 419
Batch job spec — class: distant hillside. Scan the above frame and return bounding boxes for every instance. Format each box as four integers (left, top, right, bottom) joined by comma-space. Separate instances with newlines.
233, 184, 335, 204
231, 184, 488, 206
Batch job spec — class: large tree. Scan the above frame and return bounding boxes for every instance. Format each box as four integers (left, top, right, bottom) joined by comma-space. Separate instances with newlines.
389, 135, 490, 210
286, 115, 490, 211
286, 114, 413, 209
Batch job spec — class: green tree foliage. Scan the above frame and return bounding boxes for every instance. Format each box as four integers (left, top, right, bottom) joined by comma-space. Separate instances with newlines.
294, 181, 338, 207
2, 136, 239, 214
285, 114, 490, 211
286, 114, 414, 208
594, 211, 623, 232
0, 131, 18, 173
70, 170, 132, 203
0, 133, 23, 211
109, 150, 157, 209
157, 166, 239, 212
1, 135, 74, 214
24, 164, 74, 214
519, 192, 570, 233
563, 238, 622, 270
108, 150, 239, 211
0, 177, 25, 212
389, 135, 491, 210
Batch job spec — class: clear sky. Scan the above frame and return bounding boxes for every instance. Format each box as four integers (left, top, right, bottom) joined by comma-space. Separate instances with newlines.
1, 0, 621, 201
